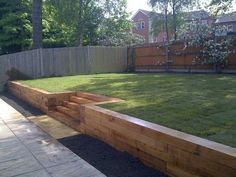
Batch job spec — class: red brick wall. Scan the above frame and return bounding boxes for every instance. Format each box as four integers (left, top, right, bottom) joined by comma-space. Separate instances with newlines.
132, 11, 150, 43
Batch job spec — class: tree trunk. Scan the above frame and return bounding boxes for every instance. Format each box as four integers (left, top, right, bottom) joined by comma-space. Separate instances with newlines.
164, 7, 170, 72
78, 32, 84, 46
172, 0, 177, 40
164, 8, 169, 44
32, 0, 42, 49
214, 63, 221, 73
77, 0, 84, 46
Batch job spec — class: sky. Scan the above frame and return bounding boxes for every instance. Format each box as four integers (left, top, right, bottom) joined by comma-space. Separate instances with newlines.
127, 0, 151, 14
127, 0, 236, 15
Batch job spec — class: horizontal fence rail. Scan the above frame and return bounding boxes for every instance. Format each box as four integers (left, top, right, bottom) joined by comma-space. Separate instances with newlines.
0, 46, 127, 91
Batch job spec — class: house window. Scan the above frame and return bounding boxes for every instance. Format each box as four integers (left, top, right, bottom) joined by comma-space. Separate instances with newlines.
136, 21, 145, 30
227, 25, 233, 32
201, 20, 208, 25
189, 21, 197, 31
141, 21, 145, 29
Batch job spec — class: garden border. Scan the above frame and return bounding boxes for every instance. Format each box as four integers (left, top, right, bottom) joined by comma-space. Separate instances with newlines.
8, 81, 236, 177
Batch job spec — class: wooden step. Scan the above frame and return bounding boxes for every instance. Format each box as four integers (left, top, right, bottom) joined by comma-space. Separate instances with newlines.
48, 111, 80, 131
56, 106, 79, 119
70, 96, 94, 104
76, 92, 108, 102
63, 101, 81, 111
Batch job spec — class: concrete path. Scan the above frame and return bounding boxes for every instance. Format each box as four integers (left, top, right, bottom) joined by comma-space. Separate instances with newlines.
0, 99, 105, 177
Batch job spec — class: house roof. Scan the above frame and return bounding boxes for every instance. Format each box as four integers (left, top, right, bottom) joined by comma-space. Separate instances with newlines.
185, 10, 210, 21
215, 12, 236, 23
131, 9, 161, 19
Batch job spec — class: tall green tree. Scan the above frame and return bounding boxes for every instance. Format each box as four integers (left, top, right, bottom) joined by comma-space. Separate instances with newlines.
32, 0, 42, 49
97, 0, 144, 46
47, 0, 142, 46
48, 0, 103, 46
0, 0, 32, 54
42, 1, 73, 47
149, 0, 197, 40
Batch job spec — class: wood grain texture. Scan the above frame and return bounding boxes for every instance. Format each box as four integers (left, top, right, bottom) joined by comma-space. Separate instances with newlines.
80, 105, 236, 177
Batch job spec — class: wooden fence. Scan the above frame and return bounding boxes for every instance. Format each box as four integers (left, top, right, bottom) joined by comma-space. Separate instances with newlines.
128, 41, 236, 73
0, 46, 127, 91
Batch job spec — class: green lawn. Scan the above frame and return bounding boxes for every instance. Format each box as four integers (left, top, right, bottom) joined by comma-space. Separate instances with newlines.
20, 73, 236, 147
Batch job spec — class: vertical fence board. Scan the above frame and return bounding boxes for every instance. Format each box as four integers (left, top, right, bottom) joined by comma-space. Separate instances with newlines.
0, 46, 127, 92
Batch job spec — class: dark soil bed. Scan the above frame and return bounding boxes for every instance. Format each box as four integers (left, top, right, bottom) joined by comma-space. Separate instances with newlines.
58, 135, 168, 177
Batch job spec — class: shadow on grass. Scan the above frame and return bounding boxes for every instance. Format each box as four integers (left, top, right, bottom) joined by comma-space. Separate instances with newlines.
58, 134, 168, 177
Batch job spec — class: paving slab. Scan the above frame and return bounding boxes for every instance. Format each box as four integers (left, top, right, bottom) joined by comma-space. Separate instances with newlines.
0, 98, 105, 177
0, 155, 43, 177
47, 159, 106, 177
28, 115, 79, 139
15, 169, 51, 177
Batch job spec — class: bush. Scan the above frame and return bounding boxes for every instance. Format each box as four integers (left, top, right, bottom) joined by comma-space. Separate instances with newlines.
189, 25, 234, 72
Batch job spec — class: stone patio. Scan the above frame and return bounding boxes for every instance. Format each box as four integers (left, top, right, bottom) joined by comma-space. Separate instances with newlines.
0, 98, 105, 177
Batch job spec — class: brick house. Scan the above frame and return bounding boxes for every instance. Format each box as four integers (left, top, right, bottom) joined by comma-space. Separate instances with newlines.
131, 9, 162, 43
214, 12, 236, 35
131, 9, 236, 44
185, 10, 215, 31
131, 9, 214, 44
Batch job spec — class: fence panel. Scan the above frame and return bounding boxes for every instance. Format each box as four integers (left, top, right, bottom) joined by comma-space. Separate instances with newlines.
130, 41, 236, 73
89, 46, 127, 73
0, 46, 127, 92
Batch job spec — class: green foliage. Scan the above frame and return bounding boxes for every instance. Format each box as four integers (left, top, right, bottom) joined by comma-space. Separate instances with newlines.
46, 0, 142, 46
97, 32, 144, 46
209, 0, 235, 15
190, 25, 233, 68
0, 0, 136, 53
0, 0, 32, 54
149, 0, 198, 40
150, 12, 185, 39
47, 0, 104, 46
42, 1, 74, 47
97, 0, 144, 46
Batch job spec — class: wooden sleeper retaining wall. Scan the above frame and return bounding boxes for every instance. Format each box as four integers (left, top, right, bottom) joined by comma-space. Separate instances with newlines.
8, 82, 76, 113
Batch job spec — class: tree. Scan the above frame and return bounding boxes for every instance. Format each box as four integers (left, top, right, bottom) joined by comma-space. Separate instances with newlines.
209, 0, 236, 15
149, 0, 170, 42
48, 0, 103, 46
149, 0, 197, 40
32, 0, 42, 49
47, 0, 141, 46
42, 1, 74, 47
97, 0, 144, 46
190, 25, 234, 72
0, 0, 32, 54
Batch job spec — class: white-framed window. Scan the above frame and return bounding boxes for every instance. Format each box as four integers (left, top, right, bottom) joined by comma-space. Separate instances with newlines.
136, 21, 145, 30
227, 25, 233, 32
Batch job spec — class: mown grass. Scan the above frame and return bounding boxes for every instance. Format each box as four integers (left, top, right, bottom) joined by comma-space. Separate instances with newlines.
20, 73, 236, 147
